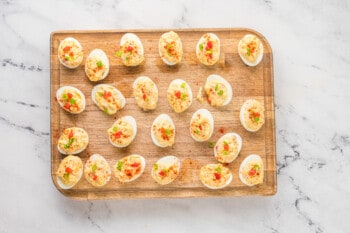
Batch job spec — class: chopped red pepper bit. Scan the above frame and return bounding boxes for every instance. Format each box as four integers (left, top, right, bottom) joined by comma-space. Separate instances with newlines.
142, 93, 147, 101
63, 46, 71, 53
69, 52, 74, 57
248, 168, 257, 176
68, 130, 74, 139
103, 91, 112, 99
64, 103, 71, 109
114, 131, 123, 139
93, 175, 98, 181
175, 90, 181, 99
127, 46, 134, 52
65, 167, 73, 173
214, 172, 221, 180
67, 92, 73, 99
223, 144, 229, 151
207, 41, 213, 49
130, 162, 140, 168
199, 125, 203, 131
158, 170, 165, 177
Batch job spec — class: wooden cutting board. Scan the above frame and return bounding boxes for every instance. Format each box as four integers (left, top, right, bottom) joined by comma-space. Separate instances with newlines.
50, 28, 276, 199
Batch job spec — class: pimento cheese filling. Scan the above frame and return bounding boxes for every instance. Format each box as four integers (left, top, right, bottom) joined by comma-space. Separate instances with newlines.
94, 85, 123, 115
115, 155, 144, 183
56, 155, 82, 186
107, 118, 134, 147
84, 155, 111, 187
85, 56, 107, 81
57, 127, 88, 154
200, 164, 231, 188
152, 119, 175, 147
167, 81, 191, 113
117, 39, 144, 66
204, 81, 228, 106
58, 39, 83, 67
133, 77, 158, 111
159, 31, 183, 64
190, 113, 212, 141
239, 35, 263, 63
197, 33, 220, 65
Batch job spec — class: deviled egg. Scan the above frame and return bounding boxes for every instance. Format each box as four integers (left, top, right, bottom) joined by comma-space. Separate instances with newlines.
239, 154, 264, 186
151, 114, 175, 147
116, 33, 144, 66
189, 109, 214, 142
57, 127, 89, 155
114, 154, 146, 183
167, 79, 192, 113
240, 99, 265, 132
57, 37, 84, 69
199, 163, 232, 189
214, 133, 242, 163
84, 154, 111, 187
238, 34, 264, 66
91, 84, 125, 115
56, 86, 86, 114
133, 76, 158, 111
56, 155, 83, 189
196, 33, 220, 66
204, 74, 232, 107
158, 31, 183, 65
151, 155, 180, 185
85, 49, 109, 82
107, 116, 137, 148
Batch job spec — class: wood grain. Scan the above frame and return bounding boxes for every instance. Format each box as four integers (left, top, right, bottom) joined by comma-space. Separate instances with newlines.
50, 28, 276, 200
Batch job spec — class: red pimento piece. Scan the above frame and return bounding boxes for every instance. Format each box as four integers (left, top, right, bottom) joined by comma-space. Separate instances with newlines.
207, 41, 213, 49
93, 175, 98, 181
69, 52, 74, 57
248, 168, 256, 176
64, 103, 71, 109
214, 172, 221, 180
224, 144, 229, 151
199, 125, 203, 131
175, 90, 181, 99
114, 131, 123, 139
252, 112, 260, 117
65, 167, 73, 173
68, 130, 74, 139
158, 170, 166, 177
130, 162, 140, 168
103, 91, 112, 99
67, 92, 73, 99
142, 93, 147, 101
127, 46, 134, 52
63, 46, 71, 53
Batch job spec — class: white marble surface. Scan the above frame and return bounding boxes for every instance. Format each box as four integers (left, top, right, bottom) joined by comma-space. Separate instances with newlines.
0, 0, 349, 232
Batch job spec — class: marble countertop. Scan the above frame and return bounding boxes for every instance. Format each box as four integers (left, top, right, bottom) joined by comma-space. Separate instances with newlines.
1, 0, 349, 232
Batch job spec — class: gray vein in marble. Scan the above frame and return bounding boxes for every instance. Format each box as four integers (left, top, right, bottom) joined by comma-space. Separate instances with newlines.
277, 130, 301, 174
289, 176, 324, 233
331, 133, 350, 156
0, 115, 49, 137
1, 58, 43, 72
0, 98, 49, 109
86, 201, 105, 233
